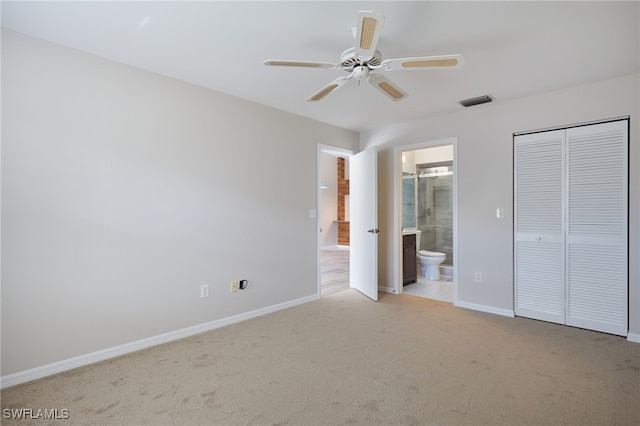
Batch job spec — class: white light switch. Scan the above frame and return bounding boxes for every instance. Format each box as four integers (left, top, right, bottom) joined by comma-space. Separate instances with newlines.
200, 284, 210, 298
309, 209, 317, 219
496, 208, 504, 219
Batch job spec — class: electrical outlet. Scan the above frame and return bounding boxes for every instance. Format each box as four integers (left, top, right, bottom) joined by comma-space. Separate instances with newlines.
200, 284, 210, 298
474, 272, 483, 283
230, 281, 239, 293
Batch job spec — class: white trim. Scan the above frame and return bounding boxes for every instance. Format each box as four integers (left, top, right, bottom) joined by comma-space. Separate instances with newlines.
627, 333, 640, 344
379, 285, 396, 294
452, 142, 459, 306
393, 146, 402, 293
0, 294, 318, 389
457, 301, 515, 318
513, 115, 630, 136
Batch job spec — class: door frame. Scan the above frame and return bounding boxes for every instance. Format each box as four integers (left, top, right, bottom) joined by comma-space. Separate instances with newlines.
392, 137, 459, 305
317, 144, 355, 297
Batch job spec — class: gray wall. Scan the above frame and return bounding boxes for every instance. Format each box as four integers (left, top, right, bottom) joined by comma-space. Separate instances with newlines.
1, 31, 359, 376
364, 73, 640, 336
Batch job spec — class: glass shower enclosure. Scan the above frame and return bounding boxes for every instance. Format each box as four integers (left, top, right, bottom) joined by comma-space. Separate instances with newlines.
405, 162, 453, 266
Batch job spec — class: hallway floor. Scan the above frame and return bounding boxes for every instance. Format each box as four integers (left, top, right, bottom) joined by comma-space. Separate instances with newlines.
320, 247, 350, 297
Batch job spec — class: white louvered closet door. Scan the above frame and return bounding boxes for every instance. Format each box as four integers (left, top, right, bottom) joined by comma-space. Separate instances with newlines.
514, 130, 565, 324
565, 121, 628, 335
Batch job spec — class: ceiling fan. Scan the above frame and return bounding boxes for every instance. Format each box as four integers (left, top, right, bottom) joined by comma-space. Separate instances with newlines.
264, 11, 464, 102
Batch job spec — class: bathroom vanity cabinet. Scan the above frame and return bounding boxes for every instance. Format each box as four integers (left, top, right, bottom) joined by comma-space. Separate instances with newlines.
402, 233, 417, 285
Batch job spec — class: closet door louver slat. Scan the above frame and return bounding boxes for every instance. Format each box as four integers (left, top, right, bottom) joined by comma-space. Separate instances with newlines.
515, 241, 564, 320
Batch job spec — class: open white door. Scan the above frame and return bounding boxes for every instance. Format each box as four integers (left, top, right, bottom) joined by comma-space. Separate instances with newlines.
350, 146, 378, 301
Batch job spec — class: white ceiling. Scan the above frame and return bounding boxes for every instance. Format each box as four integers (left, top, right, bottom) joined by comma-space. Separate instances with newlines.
2, 1, 639, 132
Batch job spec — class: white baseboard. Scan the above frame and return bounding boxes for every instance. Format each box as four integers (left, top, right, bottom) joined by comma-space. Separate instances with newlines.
627, 333, 640, 344
457, 301, 515, 318
379, 285, 396, 294
0, 294, 318, 389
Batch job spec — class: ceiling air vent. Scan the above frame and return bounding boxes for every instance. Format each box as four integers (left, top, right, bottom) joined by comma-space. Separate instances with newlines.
459, 95, 493, 108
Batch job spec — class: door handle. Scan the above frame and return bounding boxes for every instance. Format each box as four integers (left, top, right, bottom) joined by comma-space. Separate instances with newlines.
367, 228, 380, 234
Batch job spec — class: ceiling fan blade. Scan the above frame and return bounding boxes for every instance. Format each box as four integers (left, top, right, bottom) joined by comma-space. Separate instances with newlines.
306, 76, 350, 101
264, 60, 338, 69
354, 11, 385, 59
380, 54, 465, 71
367, 74, 407, 101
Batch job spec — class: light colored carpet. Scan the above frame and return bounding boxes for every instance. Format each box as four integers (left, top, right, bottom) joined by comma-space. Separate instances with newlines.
2, 290, 639, 425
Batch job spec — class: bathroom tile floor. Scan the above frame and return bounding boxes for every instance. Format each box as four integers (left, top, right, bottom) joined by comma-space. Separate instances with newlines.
403, 276, 454, 303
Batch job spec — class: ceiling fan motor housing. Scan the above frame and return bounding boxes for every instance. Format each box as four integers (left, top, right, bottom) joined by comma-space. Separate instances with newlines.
340, 47, 382, 71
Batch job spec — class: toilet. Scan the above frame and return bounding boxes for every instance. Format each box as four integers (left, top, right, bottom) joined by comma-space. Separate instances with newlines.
417, 250, 446, 280
404, 229, 447, 281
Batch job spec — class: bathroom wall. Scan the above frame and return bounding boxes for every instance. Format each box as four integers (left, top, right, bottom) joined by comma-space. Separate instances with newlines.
401, 151, 416, 175
415, 145, 453, 164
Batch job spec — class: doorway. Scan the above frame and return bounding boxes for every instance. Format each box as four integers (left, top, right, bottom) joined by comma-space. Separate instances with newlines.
318, 145, 353, 297
394, 138, 458, 305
